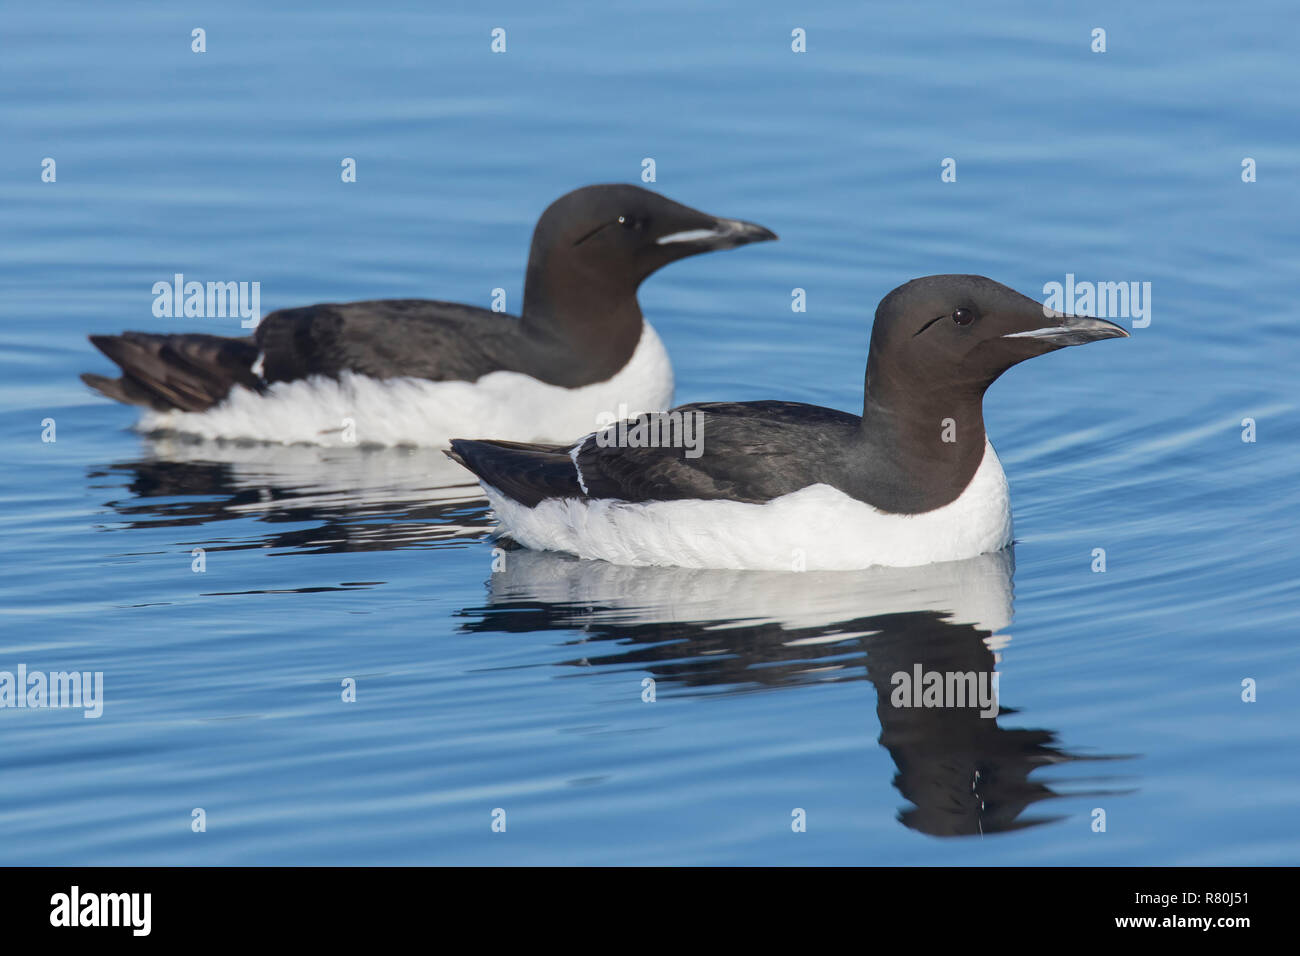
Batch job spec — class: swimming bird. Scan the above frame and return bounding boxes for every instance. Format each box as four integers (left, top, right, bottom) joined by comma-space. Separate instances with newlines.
81, 184, 776, 446
448, 275, 1129, 570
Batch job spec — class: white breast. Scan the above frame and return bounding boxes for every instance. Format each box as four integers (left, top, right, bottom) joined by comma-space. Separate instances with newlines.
137, 322, 675, 447
483, 440, 1014, 571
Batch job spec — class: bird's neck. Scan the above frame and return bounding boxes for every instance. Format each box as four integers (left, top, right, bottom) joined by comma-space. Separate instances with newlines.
520, 250, 644, 381
853, 372, 989, 513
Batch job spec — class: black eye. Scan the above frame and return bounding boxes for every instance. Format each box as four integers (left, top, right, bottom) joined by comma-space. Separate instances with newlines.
617, 215, 638, 229
951, 307, 976, 327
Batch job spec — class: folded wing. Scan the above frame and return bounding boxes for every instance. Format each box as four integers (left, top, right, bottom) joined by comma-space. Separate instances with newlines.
450, 401, 860, 506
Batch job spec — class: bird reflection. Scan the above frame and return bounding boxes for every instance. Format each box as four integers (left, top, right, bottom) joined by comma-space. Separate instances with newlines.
88, 434, 492, 554
458, 547, 1131, 837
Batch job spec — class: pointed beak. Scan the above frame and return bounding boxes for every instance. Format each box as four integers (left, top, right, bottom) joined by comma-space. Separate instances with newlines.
654, 217, 777, 252
1002, 313, 1130, 347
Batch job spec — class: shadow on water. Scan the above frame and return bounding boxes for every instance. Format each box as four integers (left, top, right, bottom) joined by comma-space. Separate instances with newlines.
458, 547, 1136, 837
87, 435, 493, 554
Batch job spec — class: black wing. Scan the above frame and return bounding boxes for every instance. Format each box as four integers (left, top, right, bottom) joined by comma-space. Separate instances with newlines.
449, 401, 860, 506
255, 299, 529, 384
84, 299, 531, 412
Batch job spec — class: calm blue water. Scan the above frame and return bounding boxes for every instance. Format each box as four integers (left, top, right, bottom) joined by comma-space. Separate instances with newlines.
2, 0, 1298, 864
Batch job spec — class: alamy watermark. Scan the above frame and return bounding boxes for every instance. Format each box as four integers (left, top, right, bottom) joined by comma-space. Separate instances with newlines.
1043, 273, 1151, 328
50, 886, 150, 936
0, 664, 103, 718
890, 664, 999, 718
594, 404, 705, 458
152, 273, 261, 328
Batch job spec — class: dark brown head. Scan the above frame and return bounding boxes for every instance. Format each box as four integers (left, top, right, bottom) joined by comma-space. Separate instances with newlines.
521, 184, 776, 333
865, 274, 1129, 410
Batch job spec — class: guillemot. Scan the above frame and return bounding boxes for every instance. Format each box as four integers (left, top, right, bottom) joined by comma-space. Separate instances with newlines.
81, 184, 775, 446
448, 275, 1129, 570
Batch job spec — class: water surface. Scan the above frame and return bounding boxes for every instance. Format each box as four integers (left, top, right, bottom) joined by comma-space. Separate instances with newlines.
1, 0, 1298, 864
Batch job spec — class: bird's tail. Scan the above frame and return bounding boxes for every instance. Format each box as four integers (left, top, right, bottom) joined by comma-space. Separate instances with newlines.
447, 438, 584, 507
82, 332, 261, 412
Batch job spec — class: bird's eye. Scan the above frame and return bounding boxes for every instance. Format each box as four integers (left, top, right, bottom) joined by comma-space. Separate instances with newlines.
618, 215, 640, 229
951, 307, 976, 326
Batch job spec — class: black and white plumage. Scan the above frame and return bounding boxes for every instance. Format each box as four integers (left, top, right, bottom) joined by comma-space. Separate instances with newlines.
81, 184, 775, 446
449, 275, 1129, 570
